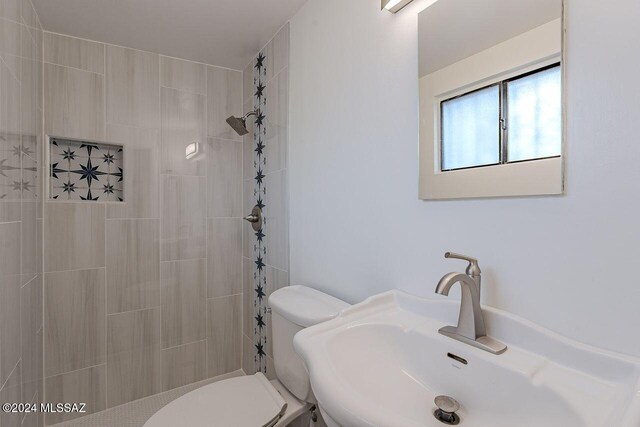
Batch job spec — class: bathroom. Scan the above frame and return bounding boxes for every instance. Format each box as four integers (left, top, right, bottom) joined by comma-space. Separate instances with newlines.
0, 0, 638, 425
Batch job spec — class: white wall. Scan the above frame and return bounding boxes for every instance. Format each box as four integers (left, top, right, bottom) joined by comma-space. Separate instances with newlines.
289, 0, 640, 357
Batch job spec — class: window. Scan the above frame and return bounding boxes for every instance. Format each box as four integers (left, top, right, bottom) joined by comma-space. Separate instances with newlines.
440, 64, 561, 171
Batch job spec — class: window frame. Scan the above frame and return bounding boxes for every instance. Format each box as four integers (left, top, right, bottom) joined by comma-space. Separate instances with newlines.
439, 62, 561, 172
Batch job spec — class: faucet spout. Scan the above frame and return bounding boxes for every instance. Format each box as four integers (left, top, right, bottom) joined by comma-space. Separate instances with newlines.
436, 272, 486, 339
436, 272, 470, 296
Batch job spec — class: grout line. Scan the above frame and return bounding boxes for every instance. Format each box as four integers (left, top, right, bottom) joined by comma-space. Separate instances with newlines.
159, 84, 205, 97
206, 292, 243, 301
43, 266, 106, 275
42, 60, 104, 76
105, 217, 161, 221
206, 135, 243, 144
105, 306, 159, 317
0, 358, 19, 395
43, 31, 243, 72
45, 363, 106, 381
160, 339, 207, 353
264, 64, 288, 88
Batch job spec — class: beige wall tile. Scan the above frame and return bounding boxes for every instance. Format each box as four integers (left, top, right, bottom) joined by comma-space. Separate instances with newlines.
106, 219, 160, 314
160, 340, 206, 391
0, 280, 20, 387
264, 68, 288, 174
160, 259, 206, 348
106, 308, 160, 407
207, 138, 242, 218
20, 0, 36, 30
242, 257, 252, 337
44, 63, 104, 141
1, 222, 21, 384
21, 200, 38, 285
207, 294, 241, 377
0, 59, 23, 223
44, 268, 106, 377
242, 334, 255, 375
44, 365, 106, 425
0, 272, 20, 386
20, 275, 41, 403
264, 170, 288, 271
44, 203, 105, 272
0, 0, 20, 23
160, 87, 206, 176
0, 361, 22, 427
160, 175, 206, 261
21, 51, 41, 156
0, 17, 21, 78
207, 218, 242, 298
242, 179, 257, 259
160, 56, 205, 95
207, 66, 242, 141
106, 45, 159, 129
106, 124, 160, 219
263, 23, 289, 84
44, 32, 104, 74
242, 61, 253, 104
0, 220, 20, 275
241, 97, 255, 182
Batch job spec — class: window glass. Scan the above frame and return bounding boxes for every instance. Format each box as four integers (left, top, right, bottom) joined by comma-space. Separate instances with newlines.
441, 85, 501, 171
506, 66, 562, 162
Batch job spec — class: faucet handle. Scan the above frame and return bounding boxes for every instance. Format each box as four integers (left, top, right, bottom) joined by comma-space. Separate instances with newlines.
444, 252, 481, 277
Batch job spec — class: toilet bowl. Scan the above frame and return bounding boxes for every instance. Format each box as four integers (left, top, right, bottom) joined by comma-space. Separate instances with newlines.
143, 286, 349, 427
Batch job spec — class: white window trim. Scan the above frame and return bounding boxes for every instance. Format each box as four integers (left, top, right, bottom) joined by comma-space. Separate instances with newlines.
419, 19, 564, 200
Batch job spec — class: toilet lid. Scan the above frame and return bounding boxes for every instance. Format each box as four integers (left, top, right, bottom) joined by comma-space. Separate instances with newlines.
144, 373, 287, 427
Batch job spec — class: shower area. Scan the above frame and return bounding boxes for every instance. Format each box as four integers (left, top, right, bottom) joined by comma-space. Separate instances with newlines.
0, 0, 289, 422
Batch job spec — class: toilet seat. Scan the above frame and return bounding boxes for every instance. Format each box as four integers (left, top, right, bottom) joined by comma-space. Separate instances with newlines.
144, 373, 288, 427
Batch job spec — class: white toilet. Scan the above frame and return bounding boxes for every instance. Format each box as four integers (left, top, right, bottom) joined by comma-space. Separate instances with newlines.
144, 285, 349, 427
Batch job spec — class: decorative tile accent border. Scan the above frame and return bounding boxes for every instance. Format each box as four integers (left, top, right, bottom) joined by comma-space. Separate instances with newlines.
49, 137, 124, 201
252, 51, 268, 373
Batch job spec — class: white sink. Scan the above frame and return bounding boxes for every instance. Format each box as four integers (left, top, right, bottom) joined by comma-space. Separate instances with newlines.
293, 291, 640, 427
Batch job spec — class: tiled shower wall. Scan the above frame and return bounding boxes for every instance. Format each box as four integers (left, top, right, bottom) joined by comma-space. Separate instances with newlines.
0, 0, 45, 426
42, 33, 243, 424
241, 24, 290, 377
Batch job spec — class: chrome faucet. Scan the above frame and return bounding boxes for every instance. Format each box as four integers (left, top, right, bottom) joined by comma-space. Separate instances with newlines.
435, 252, 507, 355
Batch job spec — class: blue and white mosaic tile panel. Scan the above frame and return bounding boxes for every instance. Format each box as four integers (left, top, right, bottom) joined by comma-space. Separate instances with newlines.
49, 137, 124, 201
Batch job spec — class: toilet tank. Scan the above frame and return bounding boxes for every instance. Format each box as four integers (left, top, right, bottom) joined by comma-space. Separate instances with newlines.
268, 286, 349, 402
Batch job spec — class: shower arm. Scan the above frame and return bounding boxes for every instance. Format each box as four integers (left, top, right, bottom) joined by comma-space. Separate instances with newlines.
243, 109, 260, 120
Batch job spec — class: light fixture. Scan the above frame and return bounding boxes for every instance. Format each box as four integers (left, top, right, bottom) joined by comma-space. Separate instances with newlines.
381, 0, 414, 13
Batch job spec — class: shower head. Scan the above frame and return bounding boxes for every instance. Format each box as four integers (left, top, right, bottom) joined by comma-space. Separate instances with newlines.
226, 109, 260, 136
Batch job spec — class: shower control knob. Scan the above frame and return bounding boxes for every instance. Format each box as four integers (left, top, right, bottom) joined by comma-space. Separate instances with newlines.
243, 205, 263, 231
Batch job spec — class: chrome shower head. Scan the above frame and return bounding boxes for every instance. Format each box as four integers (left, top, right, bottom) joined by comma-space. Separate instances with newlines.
226, 109, 259, 136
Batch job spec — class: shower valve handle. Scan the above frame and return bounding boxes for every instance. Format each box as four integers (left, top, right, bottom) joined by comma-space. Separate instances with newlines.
244, 205, 263, 231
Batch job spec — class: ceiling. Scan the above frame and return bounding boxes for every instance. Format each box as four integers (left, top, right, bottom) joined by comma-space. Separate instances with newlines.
32, 0, 308, 70
418, 0, 561, 77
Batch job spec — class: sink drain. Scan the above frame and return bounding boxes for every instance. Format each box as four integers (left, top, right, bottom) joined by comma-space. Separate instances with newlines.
433, 395, 461, 425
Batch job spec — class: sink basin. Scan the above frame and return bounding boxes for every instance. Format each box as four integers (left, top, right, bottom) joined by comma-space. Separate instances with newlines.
293, 291, 640, 427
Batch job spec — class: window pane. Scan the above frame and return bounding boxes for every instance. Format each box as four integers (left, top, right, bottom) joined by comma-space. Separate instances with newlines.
441, 85, 500, 171
507, 66, 562, 162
